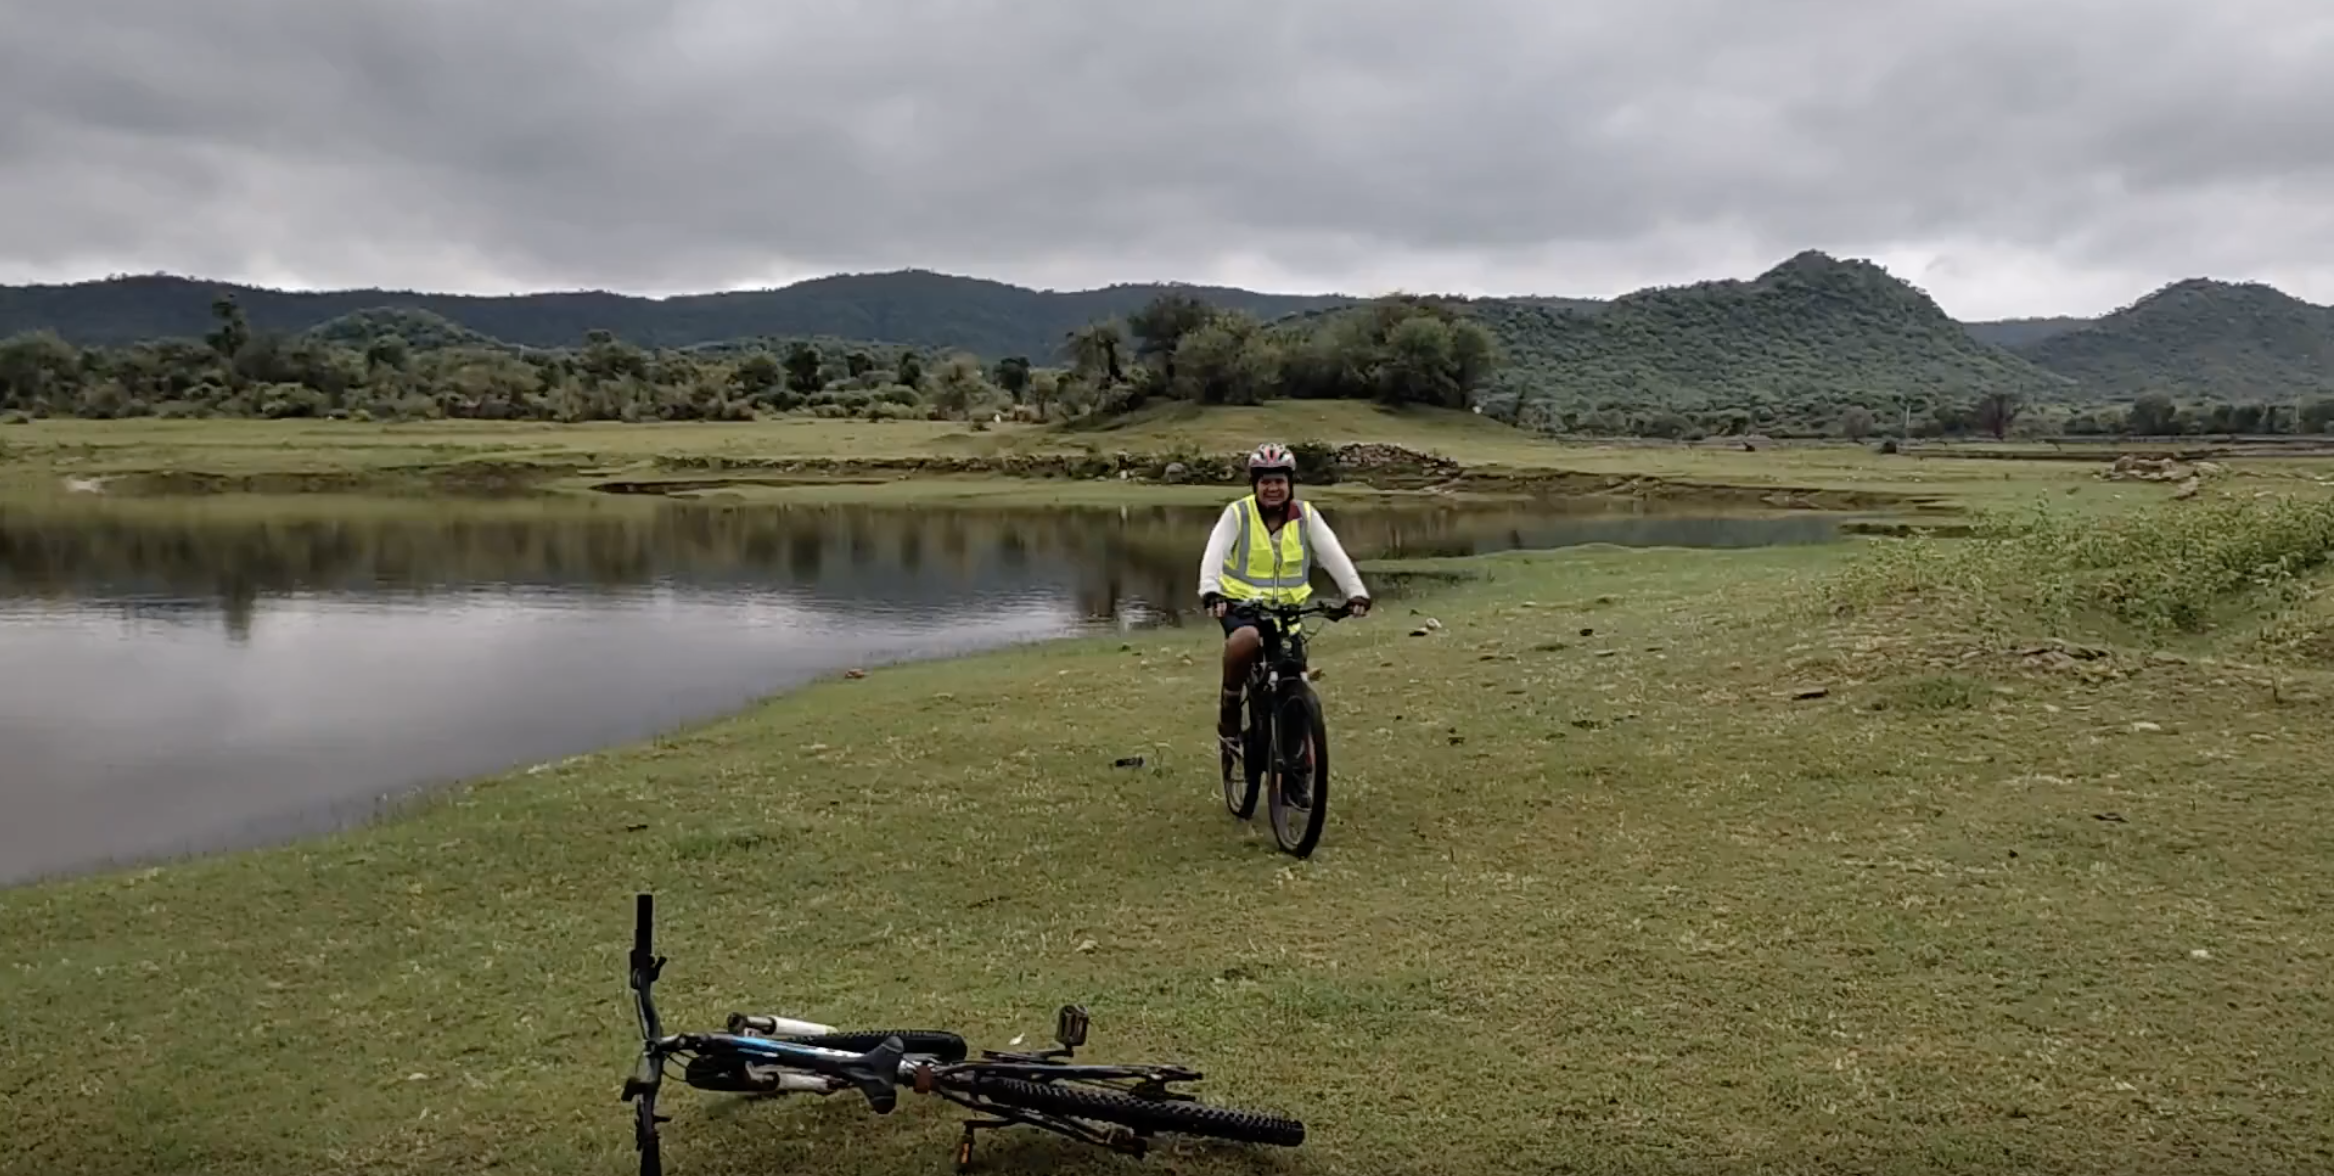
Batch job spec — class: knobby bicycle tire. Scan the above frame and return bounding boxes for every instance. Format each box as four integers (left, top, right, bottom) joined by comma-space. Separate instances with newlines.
1222, 687, 1261, 819
635, 1097, 663, 1176
1267, 687, 1329, 858
957, 1075, 1305, 1147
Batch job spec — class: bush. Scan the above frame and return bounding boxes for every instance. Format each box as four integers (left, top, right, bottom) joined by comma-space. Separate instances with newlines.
1289, 439, 1340, 485
1829, 493, 2334, 638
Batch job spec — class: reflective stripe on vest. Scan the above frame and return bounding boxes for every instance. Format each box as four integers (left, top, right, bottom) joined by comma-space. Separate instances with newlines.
1218, 495, 1312, 601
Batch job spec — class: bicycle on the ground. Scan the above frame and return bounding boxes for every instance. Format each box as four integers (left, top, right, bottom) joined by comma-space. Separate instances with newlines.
1218, 598, 1352, 858
619, 893, 1306, 1174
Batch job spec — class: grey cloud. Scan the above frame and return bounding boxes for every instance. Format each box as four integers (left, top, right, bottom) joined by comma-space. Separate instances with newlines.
3, 0, 2332, 309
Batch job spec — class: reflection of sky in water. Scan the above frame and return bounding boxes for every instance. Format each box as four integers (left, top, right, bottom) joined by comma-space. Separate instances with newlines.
0, 586, 1080, 885
0, 500, 1846, 885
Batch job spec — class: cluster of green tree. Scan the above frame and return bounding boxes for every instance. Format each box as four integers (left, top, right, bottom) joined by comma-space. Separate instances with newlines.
0, 287, 1502, 424
1564, 390, 2334, 443
1060, 291, 1499, 415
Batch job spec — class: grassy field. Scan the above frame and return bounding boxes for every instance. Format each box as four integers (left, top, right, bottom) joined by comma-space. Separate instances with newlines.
5, 403, 2285, 512
8, 481, 2334, 1174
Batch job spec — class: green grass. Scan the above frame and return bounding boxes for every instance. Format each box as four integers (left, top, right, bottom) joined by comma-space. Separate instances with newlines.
8, 525, 2334, 1174
1830, 488, 2334, 644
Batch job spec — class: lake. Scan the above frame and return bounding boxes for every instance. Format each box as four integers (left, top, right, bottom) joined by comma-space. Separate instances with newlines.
0, 495, 1846, 885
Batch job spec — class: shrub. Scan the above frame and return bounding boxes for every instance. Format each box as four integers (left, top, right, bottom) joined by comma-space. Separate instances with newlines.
1828, 494, 2334, 638
1289, 439, 1340, 485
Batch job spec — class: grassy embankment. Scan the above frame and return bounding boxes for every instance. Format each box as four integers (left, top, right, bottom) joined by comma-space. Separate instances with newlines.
9, 403, 2334, 1174
2, 401, 2272, 513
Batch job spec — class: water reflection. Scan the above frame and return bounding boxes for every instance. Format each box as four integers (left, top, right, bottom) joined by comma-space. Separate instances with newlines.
0, 498, 1840, 639
0, 496, 1842, 884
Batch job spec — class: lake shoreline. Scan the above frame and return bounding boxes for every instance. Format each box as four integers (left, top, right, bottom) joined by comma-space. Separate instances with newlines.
2, 491, 1858, 887
10, 522, 2334, 1174
4, 407, 2153, 517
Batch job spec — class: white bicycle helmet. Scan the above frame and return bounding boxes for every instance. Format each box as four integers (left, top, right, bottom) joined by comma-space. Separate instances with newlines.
1246, 442, 1296, 482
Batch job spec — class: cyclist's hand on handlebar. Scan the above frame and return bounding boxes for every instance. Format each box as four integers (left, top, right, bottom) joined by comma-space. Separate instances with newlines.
1347, 596, 1371, 618
1202, 592, 1228, 618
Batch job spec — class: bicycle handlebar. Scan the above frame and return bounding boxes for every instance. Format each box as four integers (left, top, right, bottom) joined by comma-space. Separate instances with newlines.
626, 891, 915, 1116
1219, 598, 1358, 622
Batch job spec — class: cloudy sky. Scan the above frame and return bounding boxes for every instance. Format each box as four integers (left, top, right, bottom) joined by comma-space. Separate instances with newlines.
3, 0, 2330, 320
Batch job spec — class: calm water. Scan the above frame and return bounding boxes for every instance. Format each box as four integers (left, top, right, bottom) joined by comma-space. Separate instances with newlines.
0, 497, 1843, 884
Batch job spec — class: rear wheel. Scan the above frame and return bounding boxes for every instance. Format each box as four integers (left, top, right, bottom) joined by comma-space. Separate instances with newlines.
955, 1075, 1305, 1147
1266, 688, 1328, 858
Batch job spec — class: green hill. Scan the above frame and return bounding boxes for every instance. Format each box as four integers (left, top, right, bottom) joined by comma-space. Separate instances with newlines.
0, 270, 1351, 359
1966, 316, 2093, 348
0, 266, 2096, 361
1448, 251, 2077, 422
6, 258, 2327, 424
2015, 279, 2334, 400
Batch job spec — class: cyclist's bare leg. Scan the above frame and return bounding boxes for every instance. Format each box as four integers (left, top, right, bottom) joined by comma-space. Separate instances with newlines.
1220, 626, 1262, 740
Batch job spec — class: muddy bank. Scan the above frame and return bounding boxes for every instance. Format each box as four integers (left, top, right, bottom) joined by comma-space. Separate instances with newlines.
51, 441, 1942, 515
1912, 440, 2334, 464
104, 460, 584, 498
1435, 469, 1951, 513
610, 444, 1945, 513
1839, 519, 1978, 538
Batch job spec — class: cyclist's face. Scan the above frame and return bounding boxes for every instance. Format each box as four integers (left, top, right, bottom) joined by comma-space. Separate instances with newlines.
1255, 474, 1290, 505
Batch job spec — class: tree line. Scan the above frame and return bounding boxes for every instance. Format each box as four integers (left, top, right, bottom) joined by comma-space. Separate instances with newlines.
0, 290, 1504, 425
1520, 390, 2334, 442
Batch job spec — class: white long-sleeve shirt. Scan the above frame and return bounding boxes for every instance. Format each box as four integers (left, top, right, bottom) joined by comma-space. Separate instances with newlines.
1196, 498, 1370, 601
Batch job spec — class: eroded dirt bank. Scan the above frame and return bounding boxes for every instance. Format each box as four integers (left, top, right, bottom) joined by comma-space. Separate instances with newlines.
30, 442, 1952, 514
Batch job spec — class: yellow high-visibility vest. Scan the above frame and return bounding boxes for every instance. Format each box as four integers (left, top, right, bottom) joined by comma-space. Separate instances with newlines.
1218, 495, 1313, 604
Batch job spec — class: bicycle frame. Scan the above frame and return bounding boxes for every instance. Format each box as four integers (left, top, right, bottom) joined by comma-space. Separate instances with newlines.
1228, 599, 1351, 678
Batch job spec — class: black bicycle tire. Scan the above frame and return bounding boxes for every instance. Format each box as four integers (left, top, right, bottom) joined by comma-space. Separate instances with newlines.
1222, 686, 1259, 818
957, 1075, 1305, 1147
1243, 683, 1271, 798
635, 1096, 662, 1176
1267, 687, 1329, 858
775, 1030, 969, 1062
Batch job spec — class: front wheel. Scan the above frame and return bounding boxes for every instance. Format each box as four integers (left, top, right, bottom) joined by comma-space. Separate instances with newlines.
1266, 687, 1328, 858
1222, 678, 1268, 820
635, 1095, 663, 1176
1221, 705, 1259, 819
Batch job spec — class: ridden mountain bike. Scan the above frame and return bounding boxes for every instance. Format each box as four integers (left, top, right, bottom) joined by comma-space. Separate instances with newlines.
620, 893, 1306, 1174
1218, 598, 1352, 858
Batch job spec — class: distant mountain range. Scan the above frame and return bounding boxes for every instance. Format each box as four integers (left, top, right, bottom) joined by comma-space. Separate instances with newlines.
3, 254, 2330, 407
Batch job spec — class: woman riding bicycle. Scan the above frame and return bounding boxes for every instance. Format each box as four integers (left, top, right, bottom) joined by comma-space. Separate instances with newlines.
1196, 443, 1371, 783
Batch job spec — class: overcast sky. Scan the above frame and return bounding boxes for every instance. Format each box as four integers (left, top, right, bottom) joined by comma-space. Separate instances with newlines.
3, 0, 2330, 320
